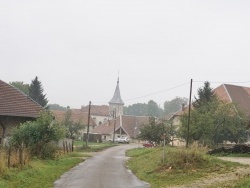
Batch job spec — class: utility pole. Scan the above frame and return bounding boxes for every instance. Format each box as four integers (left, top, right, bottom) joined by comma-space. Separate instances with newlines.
86, 101, 91, 147
112, 109, 116, 143
186, 79, 193, 147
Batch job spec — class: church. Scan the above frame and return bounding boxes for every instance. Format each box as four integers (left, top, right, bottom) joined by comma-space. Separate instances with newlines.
92, 78, 150, 142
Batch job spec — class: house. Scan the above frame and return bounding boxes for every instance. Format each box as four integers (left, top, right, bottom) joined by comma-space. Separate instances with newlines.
168, 83, 250, 145
73, 105, 110, 126
93, 115, 150, 141
93, 77, 151, 141
51, 110, 97, 134
0, 79, 43, 143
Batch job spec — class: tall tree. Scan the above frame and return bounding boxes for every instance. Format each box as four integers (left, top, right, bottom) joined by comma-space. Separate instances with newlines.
29, 76, 48, 107
164, 97, 188, 115
194, 81, 215, 108
10, 81, 30, 95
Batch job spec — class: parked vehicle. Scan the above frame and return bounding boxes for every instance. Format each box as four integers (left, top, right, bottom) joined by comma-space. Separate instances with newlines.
109, 136, 130, 144
118, 136, 130, 144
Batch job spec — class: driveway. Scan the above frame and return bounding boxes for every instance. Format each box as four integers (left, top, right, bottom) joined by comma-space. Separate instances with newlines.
54, 144, 149, 188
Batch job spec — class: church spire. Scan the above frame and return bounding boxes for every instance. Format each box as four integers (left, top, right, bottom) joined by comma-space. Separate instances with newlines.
109, 77, 124, 105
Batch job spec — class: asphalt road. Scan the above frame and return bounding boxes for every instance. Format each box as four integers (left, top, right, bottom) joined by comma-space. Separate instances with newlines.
54, 144, 150, 188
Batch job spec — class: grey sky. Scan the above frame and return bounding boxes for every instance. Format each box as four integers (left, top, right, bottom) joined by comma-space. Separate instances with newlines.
1, 0, 250, 108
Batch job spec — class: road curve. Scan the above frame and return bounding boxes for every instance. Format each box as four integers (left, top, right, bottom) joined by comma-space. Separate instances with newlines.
54, 144, 150, 188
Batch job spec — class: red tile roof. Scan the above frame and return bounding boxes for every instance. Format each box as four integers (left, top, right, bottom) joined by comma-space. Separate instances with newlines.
51, 110, 97, 126
73, 105, 110, 117
93, 115, 150, 137
0, 80, 43, 118
214, 84, 250, 116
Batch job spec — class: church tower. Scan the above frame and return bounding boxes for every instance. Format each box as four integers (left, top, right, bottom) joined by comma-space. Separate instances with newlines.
109, 77, 124, 117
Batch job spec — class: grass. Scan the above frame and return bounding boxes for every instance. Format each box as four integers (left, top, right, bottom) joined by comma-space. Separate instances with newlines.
0, 153, 84, 188
126, 146, 244, 188
0, 141, 116, 188
74, 140, 117, 152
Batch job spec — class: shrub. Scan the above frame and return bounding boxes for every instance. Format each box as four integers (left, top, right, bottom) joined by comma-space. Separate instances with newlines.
11, 111, 65, 159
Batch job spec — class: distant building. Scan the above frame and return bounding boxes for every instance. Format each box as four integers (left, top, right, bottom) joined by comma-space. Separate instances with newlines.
93, 77, 150, 141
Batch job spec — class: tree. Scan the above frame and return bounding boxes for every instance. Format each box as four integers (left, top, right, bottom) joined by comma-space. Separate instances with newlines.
164, 97, 188, 115
138, 117, 170, 144
11, 111, 65, 159
29, 76, 48, 108
124, 103, 147, 116
179, 98, 247, 147
124, 101, 164, 118
194, 81, 215, 108
63, 107, 85, 139
49, 104, 67, 111
9, 81, 30, 95
147, 100, 164, 117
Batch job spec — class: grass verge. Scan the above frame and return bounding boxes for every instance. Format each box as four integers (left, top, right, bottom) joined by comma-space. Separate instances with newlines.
0, 152, 85, 188
0, 141, 116, 188
126, 146, 244, 188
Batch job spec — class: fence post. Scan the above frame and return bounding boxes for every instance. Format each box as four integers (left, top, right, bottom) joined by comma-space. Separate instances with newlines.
8, 145, 11, 168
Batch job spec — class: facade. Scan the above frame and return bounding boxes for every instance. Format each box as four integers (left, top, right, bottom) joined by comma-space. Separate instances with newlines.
0, 80, 43, 143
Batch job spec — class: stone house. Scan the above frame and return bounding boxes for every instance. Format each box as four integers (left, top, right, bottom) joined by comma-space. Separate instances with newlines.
0, 80, 43, 144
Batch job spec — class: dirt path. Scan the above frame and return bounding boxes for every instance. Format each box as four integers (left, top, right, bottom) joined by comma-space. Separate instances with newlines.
171, 157, 250, 188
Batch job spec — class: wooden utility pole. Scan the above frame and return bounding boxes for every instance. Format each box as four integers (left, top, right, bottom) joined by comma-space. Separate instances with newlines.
86, 101, 91, 147
112, 109, 116, 143
186, 79, 193, 147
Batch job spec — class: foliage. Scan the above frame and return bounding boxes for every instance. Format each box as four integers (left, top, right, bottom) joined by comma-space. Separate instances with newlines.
62, 107, 85, 139
9, 81, 30, 95
124, 103, 148, 116
164, 96, 188, 115
124, 100, 164, 118
29, 76, 48, 108
194, 81, 215, 108
49, 103, 67, 111
179, 97, 247, 147
138, 117, 170, 144
126, 146, 240, 188
11, 111, 65, 159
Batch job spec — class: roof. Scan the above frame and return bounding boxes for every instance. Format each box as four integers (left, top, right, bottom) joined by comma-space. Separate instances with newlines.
109, 78, 124, 105
169, 83, 250, 120
51, 110, 97, 126
214, 84, 250, 116
73, 105, 110, 117
93, 115, 150, 137
0, 80, 43, 118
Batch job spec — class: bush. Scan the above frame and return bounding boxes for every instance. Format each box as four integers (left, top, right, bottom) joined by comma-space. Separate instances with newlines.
11, 111, 65, 159
166, 144, 208, 170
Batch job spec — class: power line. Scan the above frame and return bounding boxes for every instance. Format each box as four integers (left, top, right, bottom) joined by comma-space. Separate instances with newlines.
194, 80, 250, 84
123, 82, 190, 101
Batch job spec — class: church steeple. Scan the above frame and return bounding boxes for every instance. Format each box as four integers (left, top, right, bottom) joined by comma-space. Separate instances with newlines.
109, 77, 124, 105
109, 77, 124, 116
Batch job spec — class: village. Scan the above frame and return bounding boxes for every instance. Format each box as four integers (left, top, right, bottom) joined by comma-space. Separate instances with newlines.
0, 76, 250, 187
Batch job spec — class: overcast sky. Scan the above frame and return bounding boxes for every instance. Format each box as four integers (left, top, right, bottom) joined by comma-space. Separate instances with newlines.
1, 0, 250, 108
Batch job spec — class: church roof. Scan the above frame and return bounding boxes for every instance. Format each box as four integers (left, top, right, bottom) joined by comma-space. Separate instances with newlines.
109, 78, 124, 105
